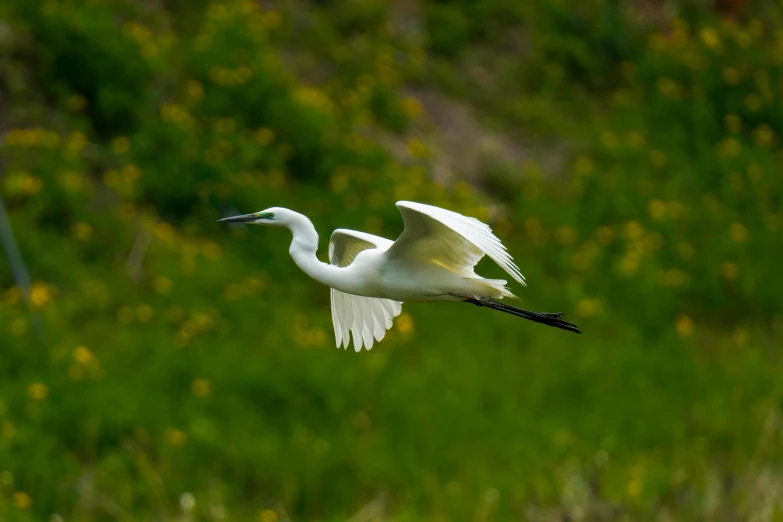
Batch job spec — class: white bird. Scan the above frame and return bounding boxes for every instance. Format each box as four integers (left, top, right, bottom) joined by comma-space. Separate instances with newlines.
219, 201, 580, 351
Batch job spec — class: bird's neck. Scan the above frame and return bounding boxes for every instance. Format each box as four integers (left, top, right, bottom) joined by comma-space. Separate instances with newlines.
286, 214, 347, 290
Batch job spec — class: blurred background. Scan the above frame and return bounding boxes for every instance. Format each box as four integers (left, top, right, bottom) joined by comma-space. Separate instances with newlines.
1, 0, 783, 520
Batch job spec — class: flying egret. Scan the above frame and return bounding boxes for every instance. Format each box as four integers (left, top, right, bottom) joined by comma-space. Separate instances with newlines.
219, 201, 580, 351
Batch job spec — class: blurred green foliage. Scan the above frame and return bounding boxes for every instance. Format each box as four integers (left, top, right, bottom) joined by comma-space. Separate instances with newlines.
1, 0, 782, 520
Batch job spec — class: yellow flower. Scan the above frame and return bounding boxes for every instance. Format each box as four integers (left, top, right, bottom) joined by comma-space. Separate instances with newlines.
254, 128, 274, 146
151, 277, 171, 295
649, 150, 667, 167
13, 492, 32, 509
122, 21, 153, 42
154, 222, 174, 241
396, 313, 414, 336
574, 155, 593, 176
624, 221, 644, 240
406, 138, 428, 158
676, 315, 694, 338
29, 282, 51, 309
165, 428, 188, 447
700, 28, 721, 49
577, 298, 603, 317
174, 331, 191, 348
554, 226, 577, 246
732, 328, 748, 347
264, 10, 282, 28
716, 138, 741, 158
729, 223, 748, 242
191, 378, 212, 397
648, 200, 666, 220
122, 165, 141, 183
58, 170, 85, 193
160, 104, 194, 128
259, 509, 279, 522
2, 171, 43, 195
185, 80, 204, 101
71, 222, 93, 241
626, 478, 642, 498
752, 125, 775, 147
27, 382, 49, 400
720, 262, 739, 280
618, 252, 640, 277
403, 96, 422, 118
72, 346, 94, 365
137, 304, 154, 323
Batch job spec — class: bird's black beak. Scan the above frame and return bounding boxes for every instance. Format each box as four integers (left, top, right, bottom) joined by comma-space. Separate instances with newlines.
217, 213, 257, 224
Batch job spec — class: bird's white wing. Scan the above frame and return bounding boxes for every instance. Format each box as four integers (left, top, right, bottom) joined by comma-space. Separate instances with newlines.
328, 229, 403, 352
385, 201, 525, 285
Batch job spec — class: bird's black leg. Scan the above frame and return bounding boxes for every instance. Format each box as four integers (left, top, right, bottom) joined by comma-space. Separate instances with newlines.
451, 293, 581, 334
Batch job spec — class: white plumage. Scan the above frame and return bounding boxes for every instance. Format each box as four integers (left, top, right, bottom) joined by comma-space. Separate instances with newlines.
328, 229, 402, 351
219, 200, 579, 352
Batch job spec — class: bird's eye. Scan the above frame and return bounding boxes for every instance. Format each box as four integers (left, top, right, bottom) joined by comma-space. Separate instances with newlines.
266, 212, 274, 219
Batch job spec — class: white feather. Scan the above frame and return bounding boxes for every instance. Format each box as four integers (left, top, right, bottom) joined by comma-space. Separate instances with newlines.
387, 201, 526, 285
328, 229, 403, 351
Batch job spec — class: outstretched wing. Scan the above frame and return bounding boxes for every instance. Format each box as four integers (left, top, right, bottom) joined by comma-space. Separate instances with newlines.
329, 229, 388, 268
328, 229, 403, 352
385, 201, 525, 285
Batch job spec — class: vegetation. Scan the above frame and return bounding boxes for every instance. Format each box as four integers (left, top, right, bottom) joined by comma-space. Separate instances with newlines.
1, 0, 782, 520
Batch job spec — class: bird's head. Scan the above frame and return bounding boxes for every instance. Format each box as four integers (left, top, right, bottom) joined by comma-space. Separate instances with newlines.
217, 207, 295, 227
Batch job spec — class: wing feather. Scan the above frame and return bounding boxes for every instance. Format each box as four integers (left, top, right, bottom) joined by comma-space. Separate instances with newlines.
331, 290, 343, 348
329, 229, 403, 351
386, 201, 525, 285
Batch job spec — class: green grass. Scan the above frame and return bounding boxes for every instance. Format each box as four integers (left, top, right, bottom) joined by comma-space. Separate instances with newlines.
1, 0, 782, 520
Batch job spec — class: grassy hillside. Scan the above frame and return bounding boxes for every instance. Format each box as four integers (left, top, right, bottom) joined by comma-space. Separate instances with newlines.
1, 0, 782, 520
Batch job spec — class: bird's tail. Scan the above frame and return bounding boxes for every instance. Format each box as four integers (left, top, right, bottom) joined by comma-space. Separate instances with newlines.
466, 277, 519, 300
456, 294, 581, 334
